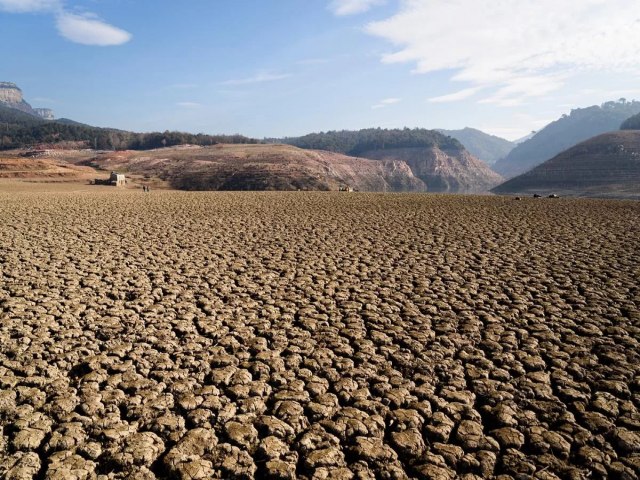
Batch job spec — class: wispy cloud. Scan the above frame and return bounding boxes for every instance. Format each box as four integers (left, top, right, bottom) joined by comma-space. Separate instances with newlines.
429, 87, 483, 103
176, 102, 202, 108
0, 0, 59, 13
56, 12, 131, 46
478, 74, 567, 107
372, 97, 401, 109
329, 0, 385, 16
367, 0, 640, 106
0, 0, 131, 46
221, 72, 291, 86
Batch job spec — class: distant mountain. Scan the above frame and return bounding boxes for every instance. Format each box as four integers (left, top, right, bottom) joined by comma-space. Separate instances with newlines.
493, 100, 640, 178
514, 132, 536, 144
281, 128, 503, 192
492, 130, 640, 199
79, 144, 426, 192
436, 127, 514, 165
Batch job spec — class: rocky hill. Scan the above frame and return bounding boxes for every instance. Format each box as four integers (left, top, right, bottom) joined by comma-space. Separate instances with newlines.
0, 81, 54, 119
436, 127, 514, 165
359, 146, 503, 193
79, 144, 427, 192
280, 128, 502, 192
492, 130, 640, 198
493, 100, 640, 178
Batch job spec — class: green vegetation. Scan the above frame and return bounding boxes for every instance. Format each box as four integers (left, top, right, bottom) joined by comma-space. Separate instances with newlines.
278, 127, 463, 155
0, 104, 257, 150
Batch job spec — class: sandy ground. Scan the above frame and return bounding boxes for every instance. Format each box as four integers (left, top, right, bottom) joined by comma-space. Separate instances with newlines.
0, 186, 639, 479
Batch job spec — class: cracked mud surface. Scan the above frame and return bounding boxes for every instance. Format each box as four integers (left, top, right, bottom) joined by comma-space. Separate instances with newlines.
0, 191, 639, 479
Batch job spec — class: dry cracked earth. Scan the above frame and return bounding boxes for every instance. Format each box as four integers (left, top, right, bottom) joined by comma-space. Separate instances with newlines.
0, 191, 639, 480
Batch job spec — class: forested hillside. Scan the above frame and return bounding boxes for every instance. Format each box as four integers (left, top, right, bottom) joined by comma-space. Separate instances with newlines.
621, 112, 640, 130
0, 104, 256, 150
280, 128, 463, 155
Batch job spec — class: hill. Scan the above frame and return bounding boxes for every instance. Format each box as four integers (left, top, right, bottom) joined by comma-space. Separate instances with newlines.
76, 144, 426, 191
281, 128, 502, 192
436, 127, 514, 165
493, 100, 640, 178
492, 130, 640, 199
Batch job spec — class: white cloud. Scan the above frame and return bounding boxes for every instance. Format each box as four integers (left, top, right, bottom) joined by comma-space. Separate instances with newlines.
372, 97, 401, 109
1, 1, 131, 46
429, 86, 483, 103
478, 75, 567, 106
329, 0, 385, 16
367, 0, 640, 106
0, 0, 59, 12
221, 72, 291, 86
56, 12, 131, 46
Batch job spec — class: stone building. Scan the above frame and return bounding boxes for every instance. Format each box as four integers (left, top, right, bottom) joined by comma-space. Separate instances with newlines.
95, 172, 126, 187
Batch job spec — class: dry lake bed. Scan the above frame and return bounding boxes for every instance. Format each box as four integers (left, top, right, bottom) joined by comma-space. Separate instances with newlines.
0, 189, 639, 479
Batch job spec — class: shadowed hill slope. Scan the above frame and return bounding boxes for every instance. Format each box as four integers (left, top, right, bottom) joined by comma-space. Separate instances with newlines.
492, 131, 640, 198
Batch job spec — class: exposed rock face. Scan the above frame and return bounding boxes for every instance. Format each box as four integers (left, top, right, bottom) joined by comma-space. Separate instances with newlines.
34, 108, 55, 120
0, 82, 23, 103
492, 131, 640, 198
360, 146, 504, 193
0, 81, 53, 118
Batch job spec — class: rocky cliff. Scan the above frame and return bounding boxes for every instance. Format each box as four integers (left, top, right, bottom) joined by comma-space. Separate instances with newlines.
0, 81, 54, 119
492, 131, 640, 198
0, 82, 23, 103
34, 108, 55, 120
360, 146, 504, 193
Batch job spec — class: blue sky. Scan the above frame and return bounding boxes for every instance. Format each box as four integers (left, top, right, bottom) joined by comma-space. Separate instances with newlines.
2, 0, 640, 140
